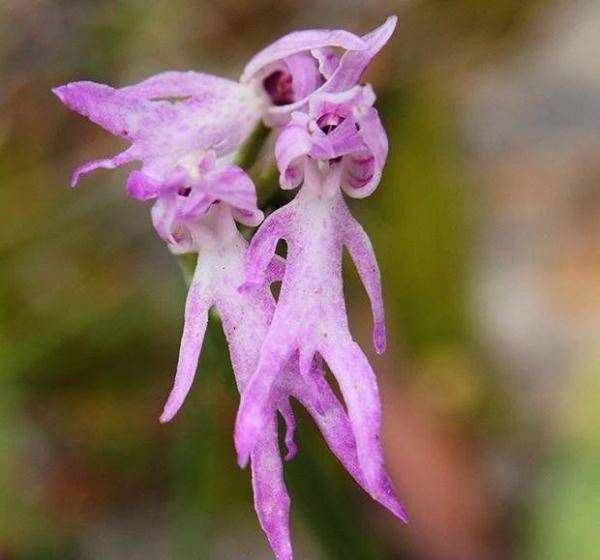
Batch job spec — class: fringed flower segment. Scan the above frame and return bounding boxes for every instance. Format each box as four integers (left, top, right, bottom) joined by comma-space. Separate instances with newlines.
54, 15, 407, 560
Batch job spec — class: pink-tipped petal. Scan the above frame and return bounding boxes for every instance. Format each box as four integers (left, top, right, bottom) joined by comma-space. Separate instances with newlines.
160, 274, 211, 423
251, 420, 293, 560
294, 374, 407, 521
318, 336, 384, 494
341, 209, 386, 354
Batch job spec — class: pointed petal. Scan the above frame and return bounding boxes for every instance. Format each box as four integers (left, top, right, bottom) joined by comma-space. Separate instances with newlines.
318, 336, 385, 495
241, 29, 366, 83
338, 203, 386, 353
341, 213, 386, 354
324, 16, 397, 93
53, 82, 144, 138
54, 75, 264, 186
235, 319, 297, 467
160, 270, 211, 423
293, 374, 407, 521
251, 419, 293, 560
71, 148, 137, 187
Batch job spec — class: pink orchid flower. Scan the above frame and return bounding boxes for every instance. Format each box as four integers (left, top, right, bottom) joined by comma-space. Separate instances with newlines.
242, 16, 397, 125
53, 15, 406, 560
235, 84, 398, 506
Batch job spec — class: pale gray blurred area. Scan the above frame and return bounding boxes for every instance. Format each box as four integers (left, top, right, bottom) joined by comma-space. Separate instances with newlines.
466, 0, 600, 410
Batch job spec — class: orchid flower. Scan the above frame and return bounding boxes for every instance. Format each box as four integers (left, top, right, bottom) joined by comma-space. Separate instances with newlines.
53, 16, 397, 193
53, 25, 407, 555
52, 71, 267, 189
235, 83, 397, 507
242, 16, 398, 126
156, 192, 406, 559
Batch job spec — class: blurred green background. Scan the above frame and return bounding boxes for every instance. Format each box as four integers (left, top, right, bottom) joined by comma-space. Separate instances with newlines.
2, 0, 599, 558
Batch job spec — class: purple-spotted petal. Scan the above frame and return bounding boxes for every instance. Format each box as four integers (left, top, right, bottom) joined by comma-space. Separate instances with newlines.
119, 70, 238, 99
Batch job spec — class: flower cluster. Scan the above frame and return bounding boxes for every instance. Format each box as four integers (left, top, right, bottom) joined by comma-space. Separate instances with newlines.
54, 16, 406, 560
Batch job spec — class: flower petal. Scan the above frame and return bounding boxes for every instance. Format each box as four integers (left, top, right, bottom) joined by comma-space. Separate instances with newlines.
342, 104, 387, 197
324, 16, 397, 93
251, 420, 293, 560
160, 270, 212, 423
294, 374, 407, 522
200, 165, 264, 227
311, 47, 339, 79
71, 148, 137, 187
54, 75, 264, 185
340, 207, 386, 353
264, 17, 395, 122
318, 335, 384, 495
241, 29, 366, 84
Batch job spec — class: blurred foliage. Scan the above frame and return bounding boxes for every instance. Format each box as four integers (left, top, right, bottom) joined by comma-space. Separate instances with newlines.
525, 358, 600, 560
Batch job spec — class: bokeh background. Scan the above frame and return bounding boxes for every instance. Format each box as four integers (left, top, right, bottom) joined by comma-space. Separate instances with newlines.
1, 0, 599, 558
